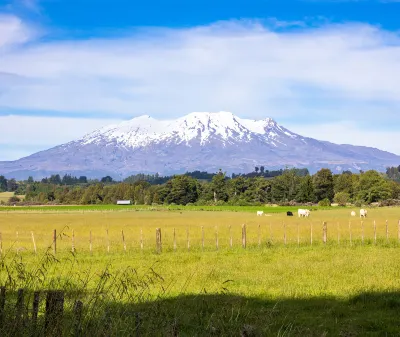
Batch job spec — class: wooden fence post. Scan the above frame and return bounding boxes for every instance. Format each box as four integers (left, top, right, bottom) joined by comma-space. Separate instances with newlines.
374, 220, 377, 245
215, 227, 219, 251
361, 221, 364, 245
349, 222, 352, 246
398, 220, 400, 243
31, 231, 37, 255
121, 230, 126, 253
386, 220, 389, 243
73, 300, 83, 337
53, 229, 57, 256
32, 291, 40, 329
241, 224, 246, 249
229, 225, 232, 249
284, 223, 287, 246
186, 227, 190, 252
297, 223, 300, 247
89, 231, 92, 255
72, 229, 75, 253
0, 287, 5, 327
135, 312, 141, 337
106, 229, 110, 254
16, 231, 19, 255
173, 228, 177, 252
323, 222, 327, 245
156, 228, 162, 254
45, 290, 64, 336
201, 226, 204, 251
16, 288, 24, 326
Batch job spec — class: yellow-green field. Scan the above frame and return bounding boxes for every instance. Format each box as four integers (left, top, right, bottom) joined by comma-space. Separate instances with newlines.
0, 192, 25, 203
1, 207, 400, 335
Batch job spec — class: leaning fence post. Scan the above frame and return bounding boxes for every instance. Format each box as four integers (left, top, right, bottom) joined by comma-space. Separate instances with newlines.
73, 300, 83, 337
53, 229, 57, 256
241, 224, 246, 249
0, 286, 5, 327
323, 222, 327, 245
45, 290, 64, 336
31, 231, 37, 255
156, 228, 162, 254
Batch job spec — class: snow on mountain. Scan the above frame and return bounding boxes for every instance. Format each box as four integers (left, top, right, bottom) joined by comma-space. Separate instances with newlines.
0, 111, 399, 179
80, 111, 300, 149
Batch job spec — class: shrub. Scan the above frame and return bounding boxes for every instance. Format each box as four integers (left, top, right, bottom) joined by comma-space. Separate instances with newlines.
334, 192, 350, 206
8, 196, 20, 204
318, 198, 331, 207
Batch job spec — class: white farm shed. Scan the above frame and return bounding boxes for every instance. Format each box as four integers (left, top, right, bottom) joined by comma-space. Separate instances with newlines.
116, 200, 131, 205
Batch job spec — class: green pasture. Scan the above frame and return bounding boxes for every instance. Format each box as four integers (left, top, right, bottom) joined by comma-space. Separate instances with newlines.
0, 207, 399, 335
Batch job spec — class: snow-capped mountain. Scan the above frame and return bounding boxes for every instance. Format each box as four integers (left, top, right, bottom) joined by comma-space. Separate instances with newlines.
0, 111, 399, 179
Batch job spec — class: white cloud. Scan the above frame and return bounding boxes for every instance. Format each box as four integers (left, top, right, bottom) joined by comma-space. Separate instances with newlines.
0, 14, 400, 158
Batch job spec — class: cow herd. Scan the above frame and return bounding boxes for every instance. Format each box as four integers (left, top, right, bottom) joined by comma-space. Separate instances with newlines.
256, 208, 369, 218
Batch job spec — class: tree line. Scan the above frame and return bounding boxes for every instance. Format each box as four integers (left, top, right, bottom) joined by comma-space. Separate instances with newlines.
2, 167, 400, 206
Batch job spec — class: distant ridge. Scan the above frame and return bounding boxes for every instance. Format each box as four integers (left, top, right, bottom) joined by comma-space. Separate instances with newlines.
0, 111, 399, 179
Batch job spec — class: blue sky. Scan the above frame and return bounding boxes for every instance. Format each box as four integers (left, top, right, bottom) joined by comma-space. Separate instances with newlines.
1, 0, 400, 160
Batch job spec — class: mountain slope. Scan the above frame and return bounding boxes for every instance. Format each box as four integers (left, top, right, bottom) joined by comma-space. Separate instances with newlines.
0, 111, 399, 179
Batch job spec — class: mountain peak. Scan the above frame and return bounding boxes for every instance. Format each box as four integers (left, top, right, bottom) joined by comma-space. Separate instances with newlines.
80, 111, 288, 148
1, 111, 400, 179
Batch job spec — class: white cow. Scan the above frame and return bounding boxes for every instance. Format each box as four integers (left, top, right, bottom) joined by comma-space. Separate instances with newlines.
360, 209, 368, 218
298, 209, 310, 217
256, 211, 264, 216
350, 211, 356, 217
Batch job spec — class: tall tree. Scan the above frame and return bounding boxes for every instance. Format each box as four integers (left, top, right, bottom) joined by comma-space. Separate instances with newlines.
313, 169, 334, 201
296, 175, 316, 203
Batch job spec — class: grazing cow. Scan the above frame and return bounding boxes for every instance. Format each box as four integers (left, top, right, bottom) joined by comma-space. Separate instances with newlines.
287, 211, 293, 216
256, 211, 264, 216
360, 209, 368, 218
298, 209, 310, 217
350, 211, 356, 217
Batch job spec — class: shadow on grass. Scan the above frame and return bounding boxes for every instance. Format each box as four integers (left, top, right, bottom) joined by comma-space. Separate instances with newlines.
79, 291, 400, 336
1, 291, 399, 336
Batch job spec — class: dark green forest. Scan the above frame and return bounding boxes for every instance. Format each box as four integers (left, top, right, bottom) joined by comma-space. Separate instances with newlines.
1, 166, 400, 206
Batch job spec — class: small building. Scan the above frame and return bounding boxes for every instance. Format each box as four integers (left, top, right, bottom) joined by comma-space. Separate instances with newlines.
116, 200, 131, 205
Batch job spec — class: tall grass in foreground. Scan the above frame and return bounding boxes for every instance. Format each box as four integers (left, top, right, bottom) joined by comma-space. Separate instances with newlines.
1, 242, 400, 335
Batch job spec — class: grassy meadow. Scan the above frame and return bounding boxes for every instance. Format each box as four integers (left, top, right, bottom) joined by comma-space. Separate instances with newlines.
0, 206, 400, 335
